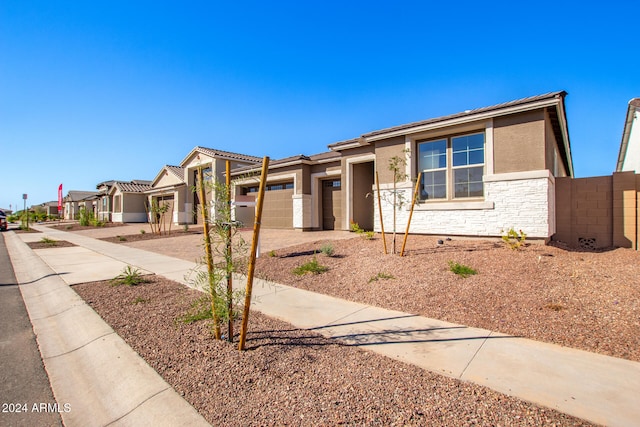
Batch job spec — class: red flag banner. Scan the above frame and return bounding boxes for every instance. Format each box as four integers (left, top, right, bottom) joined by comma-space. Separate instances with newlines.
58, 184, 63, 215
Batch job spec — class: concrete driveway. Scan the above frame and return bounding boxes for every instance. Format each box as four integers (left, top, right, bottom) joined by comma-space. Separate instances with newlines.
40, 223, 354, 263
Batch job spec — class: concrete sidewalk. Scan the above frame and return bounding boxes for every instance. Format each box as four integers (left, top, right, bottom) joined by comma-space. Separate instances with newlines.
8, 225, 640, 426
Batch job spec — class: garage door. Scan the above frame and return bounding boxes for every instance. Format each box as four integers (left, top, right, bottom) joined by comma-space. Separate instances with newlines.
322, 179, 342, 230
242, 182, 294, 229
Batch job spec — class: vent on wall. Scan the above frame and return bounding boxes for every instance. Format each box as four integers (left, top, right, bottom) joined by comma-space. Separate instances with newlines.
578, 237, 597, 251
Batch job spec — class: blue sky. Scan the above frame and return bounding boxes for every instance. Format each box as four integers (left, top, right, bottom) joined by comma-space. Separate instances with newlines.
2, 1, 639, 210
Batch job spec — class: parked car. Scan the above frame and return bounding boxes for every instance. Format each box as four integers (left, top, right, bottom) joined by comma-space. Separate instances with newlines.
0, 214, 7, 231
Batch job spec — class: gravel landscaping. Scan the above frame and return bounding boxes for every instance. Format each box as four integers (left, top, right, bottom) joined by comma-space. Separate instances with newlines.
255, 235, 640, 362
73, 276, 594, 426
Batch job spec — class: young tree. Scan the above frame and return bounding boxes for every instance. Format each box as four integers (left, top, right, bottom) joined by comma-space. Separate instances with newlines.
383, 149, 410, 254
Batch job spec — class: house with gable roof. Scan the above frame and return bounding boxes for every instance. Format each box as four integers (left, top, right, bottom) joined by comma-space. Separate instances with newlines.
232, 91, 572, 241
95, 180, 152, 223
144, 147, 262, 225
63, 190, 100, 220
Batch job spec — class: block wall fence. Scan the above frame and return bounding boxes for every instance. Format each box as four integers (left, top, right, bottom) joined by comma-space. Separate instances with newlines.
554, 172, 640, 250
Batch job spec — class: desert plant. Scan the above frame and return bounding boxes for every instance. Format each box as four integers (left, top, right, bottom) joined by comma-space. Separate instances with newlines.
111, 266, 147, 286
368, 272, 395, 283
293, 257, 328, 275
502, 228, 527, 250
140, 229, 146, 234
350, 221, 375, 240
185, 165, 250, 342
448, 261, 477, 278
267, 249, 277, 257
320, 243, 335, 257
40, 237, 57, 246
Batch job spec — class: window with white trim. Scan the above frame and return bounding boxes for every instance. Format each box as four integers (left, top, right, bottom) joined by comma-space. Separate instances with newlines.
418, 132, 485, 200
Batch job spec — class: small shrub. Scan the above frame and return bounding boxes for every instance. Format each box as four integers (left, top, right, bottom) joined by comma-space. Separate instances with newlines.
320, 243, 334, 257
111, 266, 147, 286
502, 228, 527, 250
183, 224, 189, 232
178, 296, 212, 324
65, 225, 73, 230
118, 236, 127, 241
132, 297, 147, 305
293, 257, 328, 275
40, 237, 58, 246
140, 229, 146, 234
368, 272, 395, 283
448, 261, 477, 278
267, 249, 277, 257
350, 221, 375, 240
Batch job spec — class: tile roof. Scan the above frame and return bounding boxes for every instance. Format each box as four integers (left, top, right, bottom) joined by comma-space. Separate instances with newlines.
114, 181, 153, 193
66, 191, 100, 201
165, 165, 184, 180
193, 146, 262, 163
329, 91, 567, 149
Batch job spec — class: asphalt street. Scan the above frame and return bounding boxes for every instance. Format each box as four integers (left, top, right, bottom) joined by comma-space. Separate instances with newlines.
0, 231, 62, 427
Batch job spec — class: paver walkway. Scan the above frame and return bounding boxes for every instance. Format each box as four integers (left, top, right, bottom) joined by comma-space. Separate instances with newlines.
8, 224, 640, 427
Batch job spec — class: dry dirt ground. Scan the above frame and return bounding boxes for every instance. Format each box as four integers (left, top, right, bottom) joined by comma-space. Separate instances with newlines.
255, 235, 640, 363
73, 276, 593, 426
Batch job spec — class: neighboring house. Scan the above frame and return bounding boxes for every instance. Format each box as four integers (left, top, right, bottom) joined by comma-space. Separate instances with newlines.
38, 201, 60, 218
63, 191, 100, 220
616, 98, 640, 173
179, 146, 262, 224
232, 91, 572, 241
145, 147, 262, 225
109, 180, 152, 223
96, 180, 116, 222
146, 165, 187, 224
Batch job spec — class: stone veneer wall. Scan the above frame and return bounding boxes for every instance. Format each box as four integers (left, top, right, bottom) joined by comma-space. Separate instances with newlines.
375, 172, 554, 239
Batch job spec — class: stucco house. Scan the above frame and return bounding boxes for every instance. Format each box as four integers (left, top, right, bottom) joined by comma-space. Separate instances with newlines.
109, 180, 152, 223
63, 191, 99, 220
232, 91, 572, 241
145, 147, 262, 225
95, 180, 152, 223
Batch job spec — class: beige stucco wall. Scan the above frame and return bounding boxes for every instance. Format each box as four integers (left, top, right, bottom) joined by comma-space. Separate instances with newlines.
493, 110, 545, 174
374, 136, 406, 184
155, 170, 184, 187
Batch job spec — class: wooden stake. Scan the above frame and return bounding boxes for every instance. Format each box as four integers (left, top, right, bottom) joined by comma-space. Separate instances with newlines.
238, 157, 269, 351
400, 172, 422, 257
375, 171, 388, 255
198, 167, 221, 340
225, 160, 233, 342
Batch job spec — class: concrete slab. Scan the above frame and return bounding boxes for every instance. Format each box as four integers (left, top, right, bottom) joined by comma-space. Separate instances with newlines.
317, 306, 495, 378
5, 232, 210, 427
44, 333, 208, 427
462, 335, 640, 427
34, 246, 151, 285
15, 231, 46, 243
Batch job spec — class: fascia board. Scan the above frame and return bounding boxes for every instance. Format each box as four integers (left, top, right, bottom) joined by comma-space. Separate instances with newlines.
363, 98, 562, 143
555, 98, 575, 177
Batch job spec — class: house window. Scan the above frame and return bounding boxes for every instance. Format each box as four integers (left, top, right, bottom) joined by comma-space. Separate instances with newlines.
242, 181, 294, 194
418, 132, 484, 200
114, 195, 121, 213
